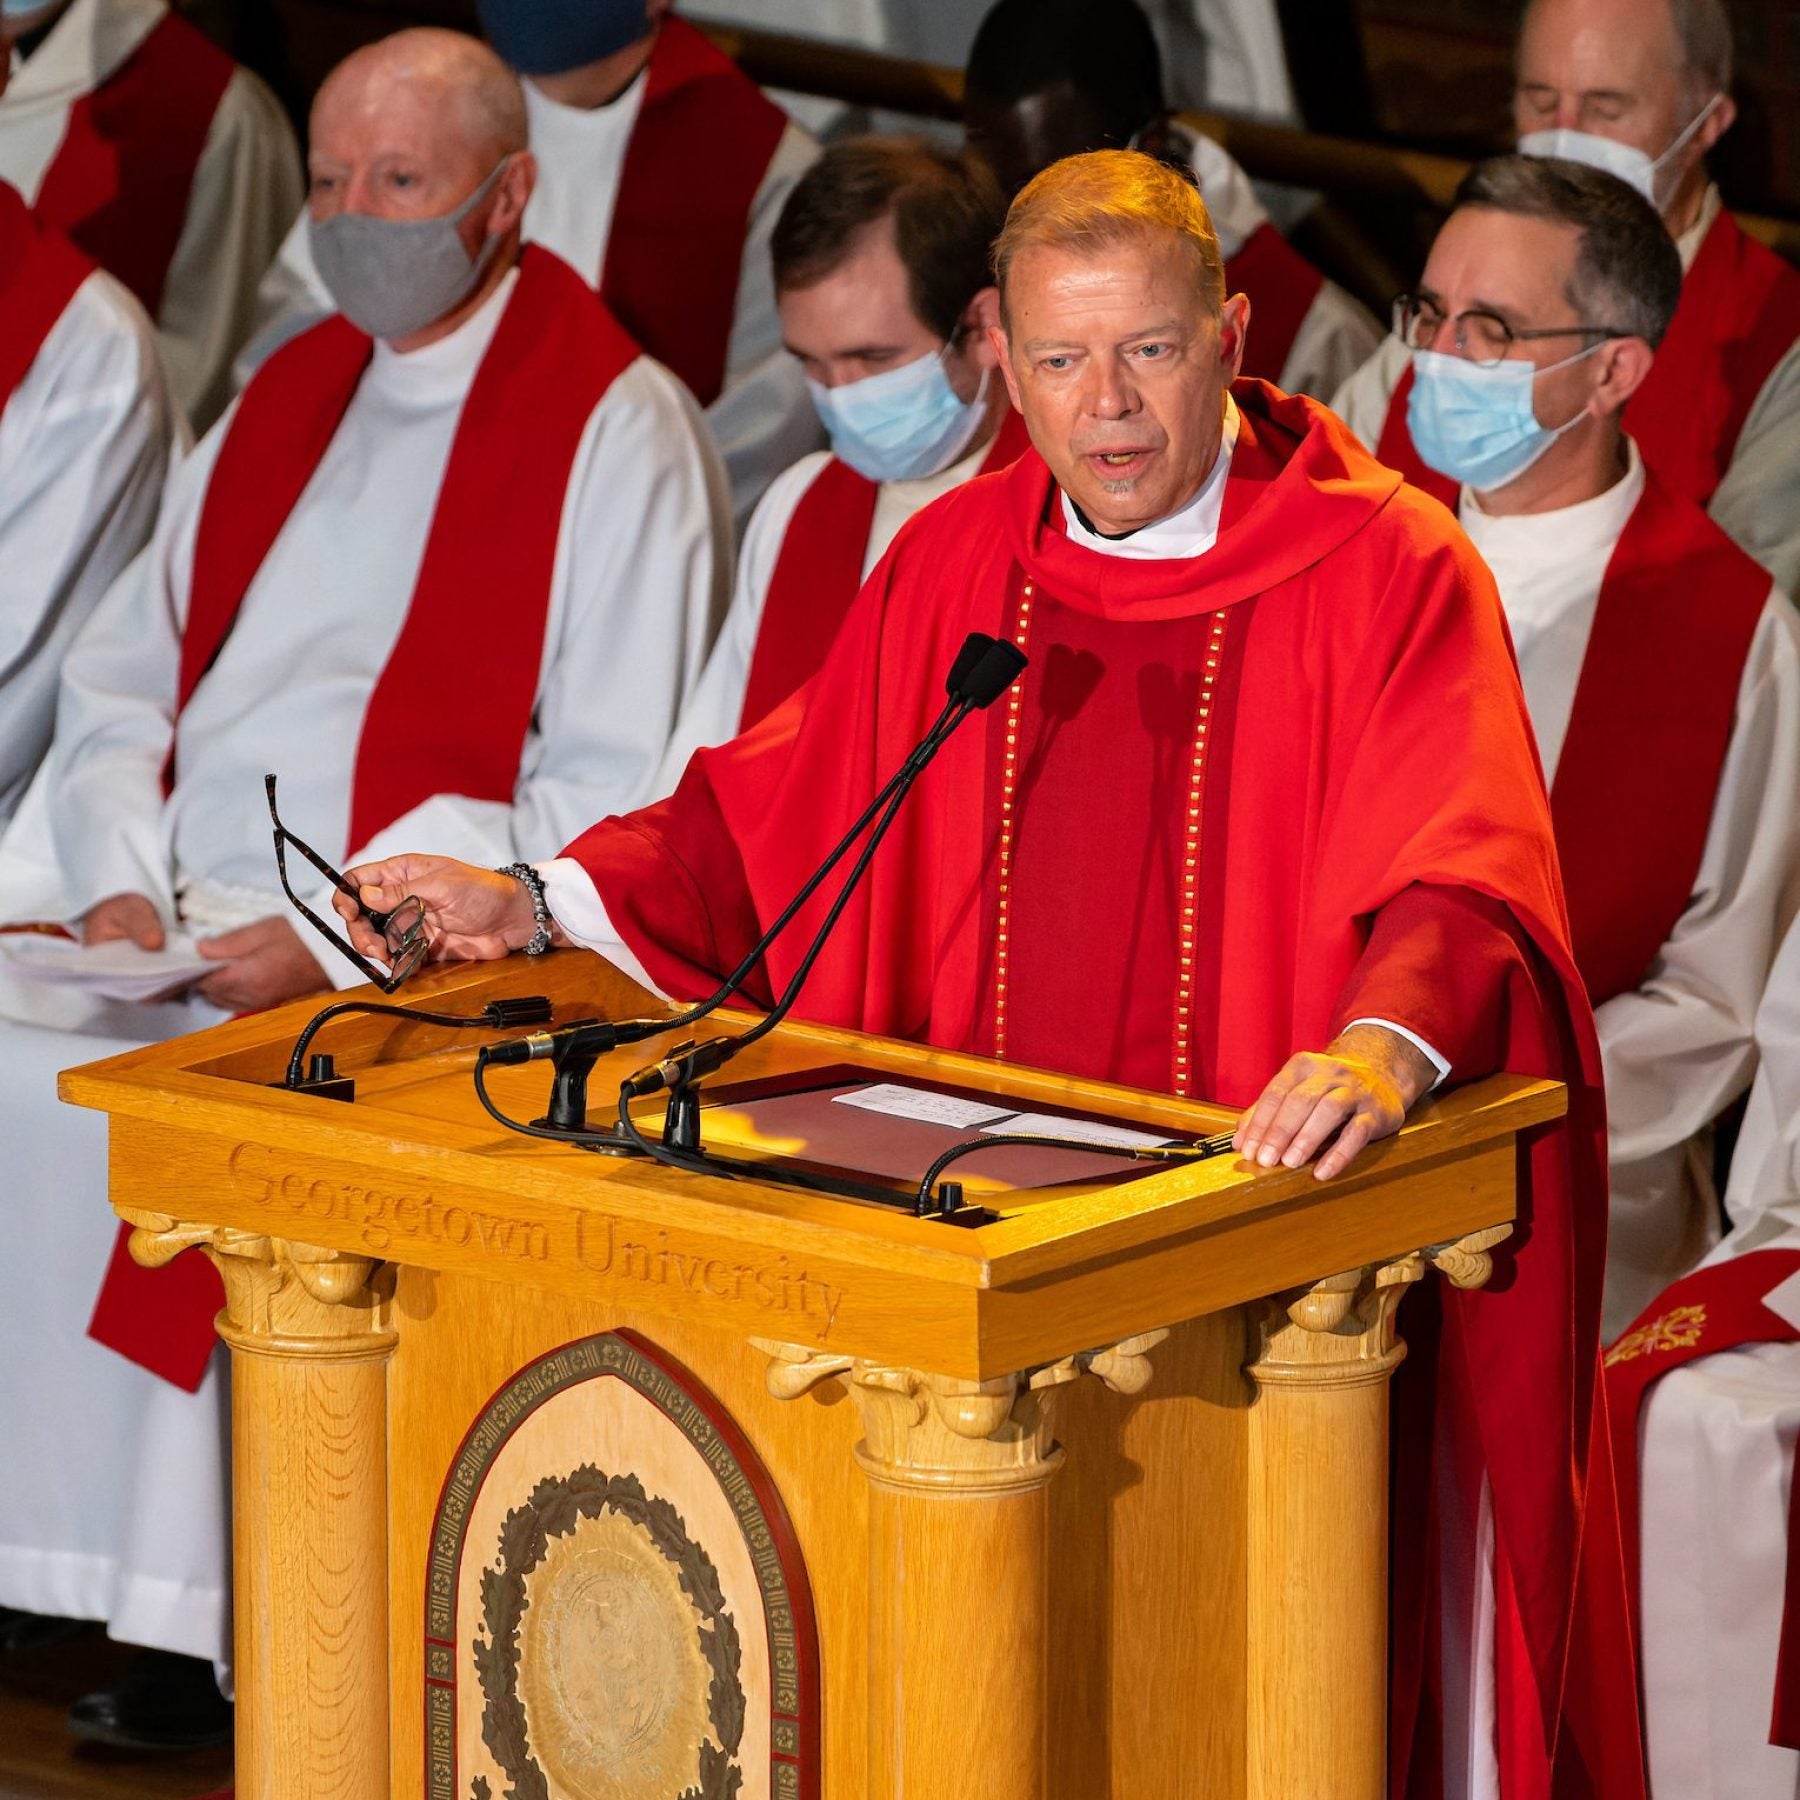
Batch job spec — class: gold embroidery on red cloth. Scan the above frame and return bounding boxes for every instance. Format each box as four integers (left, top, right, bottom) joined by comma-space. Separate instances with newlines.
1604, 1303, 1709, 1366
989, 581, 1231, 1094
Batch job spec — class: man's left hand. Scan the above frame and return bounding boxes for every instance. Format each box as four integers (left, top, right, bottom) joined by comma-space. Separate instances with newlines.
196, 916, 332, 1012
1234, 1023, 1438, 1181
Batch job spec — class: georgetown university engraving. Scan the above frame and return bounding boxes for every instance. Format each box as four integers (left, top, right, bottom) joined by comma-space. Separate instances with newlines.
226, 1142, 846, 1339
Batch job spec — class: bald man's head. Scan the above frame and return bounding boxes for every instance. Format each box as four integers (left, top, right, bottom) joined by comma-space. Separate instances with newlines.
314, 29, 527, 181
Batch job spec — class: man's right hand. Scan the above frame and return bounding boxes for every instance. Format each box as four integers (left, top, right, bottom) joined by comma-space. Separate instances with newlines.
335, 855, 541, 964
82, 892, 166, 950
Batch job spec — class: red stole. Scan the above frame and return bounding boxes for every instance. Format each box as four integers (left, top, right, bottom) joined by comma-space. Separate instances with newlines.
0, 180, 94, 412
1225, 221, 1326, 386
738, 407, 1033, 731
1603, 1250, 1800, 1749
1378, 208, 1800, 514
1549, 470, 1768, 1005
566, 381, 1639, 1797
30, 10, 233, 318
90, 247, 640, 1393
599, 16, 787, 408
1625, 209, 1800, 507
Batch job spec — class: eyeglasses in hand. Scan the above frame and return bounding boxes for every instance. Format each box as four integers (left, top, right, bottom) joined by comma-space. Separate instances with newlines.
265, 773, 428, 993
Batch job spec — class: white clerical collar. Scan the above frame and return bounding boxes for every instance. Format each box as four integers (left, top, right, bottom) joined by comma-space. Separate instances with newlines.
1058, 395, 1239, 560
367, 264, 518, 401
5, 0, 160, 101
1674, 183, 1722, 274
1458, 437, 1645, 620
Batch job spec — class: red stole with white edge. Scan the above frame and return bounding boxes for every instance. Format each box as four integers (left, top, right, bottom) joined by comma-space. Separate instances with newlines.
599, 16, 787, 408
1379, 208, 1800, 514
1604, 1250, 1800, 1749
738, 406, 1033, 731
30, 9, 233, 318
1550, 468, 1768, 1005
89, 245, 640, 1394
0, 180, 94, 412
1222, 221, 1324, 387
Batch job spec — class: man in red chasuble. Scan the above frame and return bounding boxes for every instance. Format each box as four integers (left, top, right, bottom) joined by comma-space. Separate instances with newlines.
341, 151, 1639, 1797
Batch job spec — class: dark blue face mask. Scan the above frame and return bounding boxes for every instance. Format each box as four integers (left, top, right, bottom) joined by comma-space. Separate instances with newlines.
475, 0, 651, 76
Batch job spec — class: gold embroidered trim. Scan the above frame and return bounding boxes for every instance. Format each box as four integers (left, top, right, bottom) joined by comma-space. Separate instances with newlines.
1604, 1303, 1709, 1366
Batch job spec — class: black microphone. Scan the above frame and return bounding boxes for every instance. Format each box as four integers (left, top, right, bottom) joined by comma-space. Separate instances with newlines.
480, 632, 1009, 1074
618, 636, 1030, 1108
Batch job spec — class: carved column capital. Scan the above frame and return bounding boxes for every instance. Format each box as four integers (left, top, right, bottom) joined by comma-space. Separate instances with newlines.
1248, 1224, 1512, 1391
119, 1205, 394, 1363
751, 1330, 1169, 1494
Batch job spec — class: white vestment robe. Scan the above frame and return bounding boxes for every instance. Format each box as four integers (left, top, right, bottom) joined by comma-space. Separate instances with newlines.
1634, 916, 1800, 1800
241, 64, 821, 527
0, 0, 303, 432
1458, 443, 1800, 1340
1334, 186, 1800, 596
0, 266, 171, 823
0, 266, 732, 1663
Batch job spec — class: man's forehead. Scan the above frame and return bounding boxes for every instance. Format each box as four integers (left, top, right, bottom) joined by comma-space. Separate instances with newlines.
1007, 234, 1201, 307
1423, 208, 1579, 308
1517, 0, 1683, 85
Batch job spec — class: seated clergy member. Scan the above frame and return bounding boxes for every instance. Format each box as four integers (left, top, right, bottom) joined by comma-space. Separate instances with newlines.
341, 151, 1642, 1794
0, 28, 728, 1747
0, 180, 171, 823
1606, 912, 1800, 1800
657, 135, 1030, 774
962, 0, 1381, 405
1335, 0, 1800, 593
1398, 155, 1800, 1340
247, 0, 820, 523
0, 0, 303, 431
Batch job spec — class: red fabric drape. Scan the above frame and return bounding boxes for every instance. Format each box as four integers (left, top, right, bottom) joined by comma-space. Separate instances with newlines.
31, 11, 232, 317
0, 179, 93, 409
598, 16, 786, 407
1549, 469, 1768, 1005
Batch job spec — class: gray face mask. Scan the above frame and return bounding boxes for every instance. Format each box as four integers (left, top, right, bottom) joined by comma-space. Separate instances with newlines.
308, 158, 510, 342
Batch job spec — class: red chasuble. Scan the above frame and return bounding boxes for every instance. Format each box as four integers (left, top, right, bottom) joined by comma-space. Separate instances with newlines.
738, 407, 1034, 730
565, 380, 1640, 1797
1377, 207, 1800, 515
87, 246, 641, 1392
1224, 220, 1325, 387
0, 180, 94, 413
599, 16, 787, 408
30, 10, 234, 318
1550, 469, 1769, 1005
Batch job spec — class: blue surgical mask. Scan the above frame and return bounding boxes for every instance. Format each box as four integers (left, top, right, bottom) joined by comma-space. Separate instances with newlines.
475, 0, 649, 76
808, 346, 990, 484
1, 0, 63, 21
1407, 344, 1602, 491
1519, 95, 1722, 211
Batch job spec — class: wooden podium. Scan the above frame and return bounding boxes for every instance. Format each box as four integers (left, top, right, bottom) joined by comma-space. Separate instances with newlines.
60, 950, 1561, 1800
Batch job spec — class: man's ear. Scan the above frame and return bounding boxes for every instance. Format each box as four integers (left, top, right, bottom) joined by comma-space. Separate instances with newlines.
1694, 89, 1737, 159
988, 318, 1025, 413
1218, 290, 1250, 382
964, 287, 1003, 367
1591, 334, 1655, 417
490, 151, 537, 239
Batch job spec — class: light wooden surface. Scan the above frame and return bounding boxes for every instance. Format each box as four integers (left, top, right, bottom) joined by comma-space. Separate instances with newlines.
63, 956, 1561, 1799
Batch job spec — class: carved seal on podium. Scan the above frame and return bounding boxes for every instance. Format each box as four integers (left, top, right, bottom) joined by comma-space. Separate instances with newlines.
427, 1331, 818, 1800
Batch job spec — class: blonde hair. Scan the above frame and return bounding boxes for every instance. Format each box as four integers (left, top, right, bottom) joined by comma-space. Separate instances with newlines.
993, 149, 1225, 318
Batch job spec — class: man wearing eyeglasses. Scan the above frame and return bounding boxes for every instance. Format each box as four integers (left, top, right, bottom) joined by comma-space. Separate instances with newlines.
1333, 0, 1800, 596
1390, 153, 1800, 1359
0, 25, 728, 1752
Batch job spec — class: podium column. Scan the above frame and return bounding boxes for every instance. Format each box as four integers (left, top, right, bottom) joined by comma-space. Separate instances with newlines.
1243, 1227, 1508, 1800
758, 1333, 1164, 1800
125, 1212, 395, 1800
